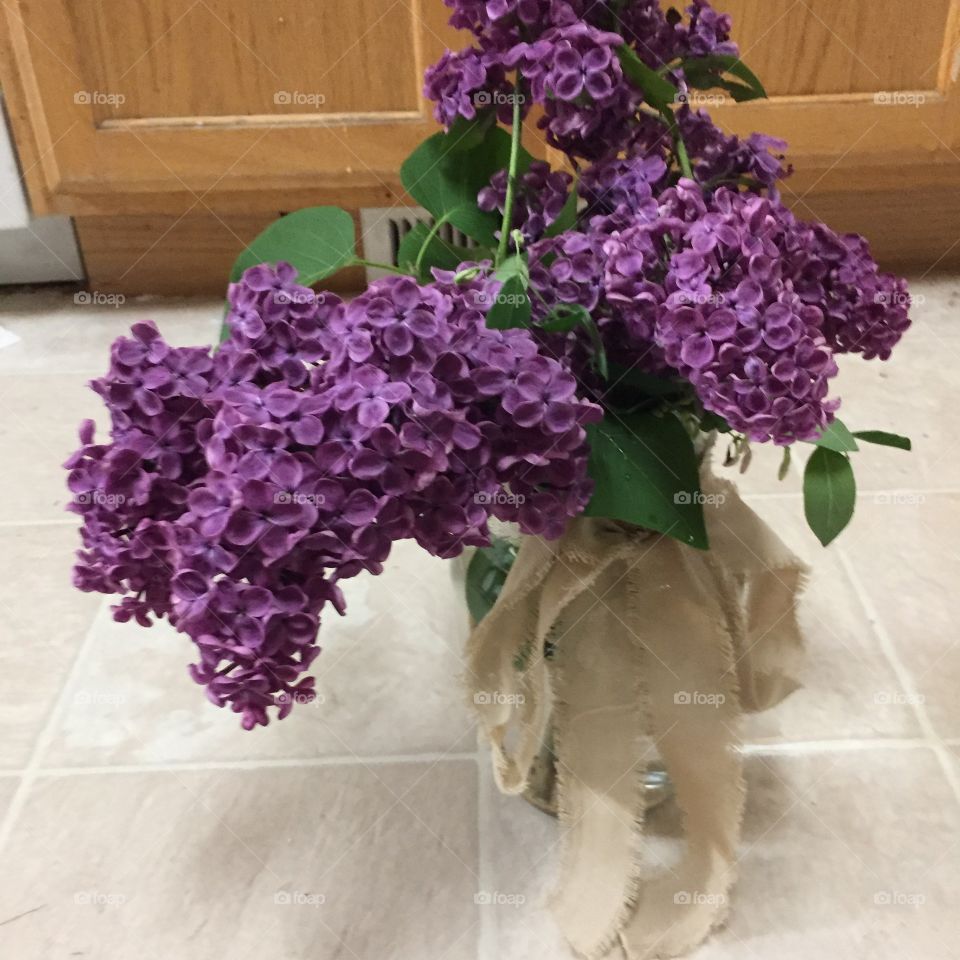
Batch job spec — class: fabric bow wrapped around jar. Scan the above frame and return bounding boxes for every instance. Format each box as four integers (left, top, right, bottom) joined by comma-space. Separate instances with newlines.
467, 461, 809, 960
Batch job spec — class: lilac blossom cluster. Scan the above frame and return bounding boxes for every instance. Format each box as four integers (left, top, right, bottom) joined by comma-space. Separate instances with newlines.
66, 265, 600, 729
581, 182, 909, 442
420, 0, 909, 441
66, 0, 912, 730
427, 1, 747, 160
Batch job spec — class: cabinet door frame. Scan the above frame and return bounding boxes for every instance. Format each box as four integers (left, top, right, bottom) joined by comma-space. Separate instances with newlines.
0, 0, 463, 215
2, 0, 960, 217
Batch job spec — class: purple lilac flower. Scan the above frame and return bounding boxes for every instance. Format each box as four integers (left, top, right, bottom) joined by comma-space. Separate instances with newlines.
678, 107, 790, 189
423, 48, 490, 126
507, 23, 638, 159
66, 264, 600, 729
443, 0, 582, 41
579, 150, 669, 231
596, 185, 910, 443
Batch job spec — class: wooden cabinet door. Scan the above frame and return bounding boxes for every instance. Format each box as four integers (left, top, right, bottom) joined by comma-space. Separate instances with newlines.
703, 0, 960, 268
0, 0, 461, 216
2, 0, 959, 275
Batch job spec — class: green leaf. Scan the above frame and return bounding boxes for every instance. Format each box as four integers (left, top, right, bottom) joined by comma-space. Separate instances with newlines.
679, 54, 767, 100
396, 221, 479, 282
401, 125, 533, 246
852, 430, 912, 452
682, 71, 761, 103
445, 112, 496, 152
484, 274, 530, 330
494, 253, 529, 285
813, 418, 859, 453
539, 302, 590, 333
607, 362, 690, 400
803, 447, 856, 546
616, 44, 678, 111
465, 538, 518, 622
228, 207, 356, 286
584, 411, 709, 549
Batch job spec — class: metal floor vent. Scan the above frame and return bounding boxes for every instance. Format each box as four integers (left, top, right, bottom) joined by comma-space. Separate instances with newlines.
359, 207, 478, 282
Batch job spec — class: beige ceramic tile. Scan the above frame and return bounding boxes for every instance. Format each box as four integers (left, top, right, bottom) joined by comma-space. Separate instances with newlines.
0, 291, 221, 374
1, 375, 108, 523
478, 761, 571, 959
0, 525, 101, 769
0, 777, 19, 818
840, 493, 960, 738
45, 540, 476, 766
738, 499, 920, 743
695, 749, 960, 959
482, 749, 960, 959
0, 760, 479, 960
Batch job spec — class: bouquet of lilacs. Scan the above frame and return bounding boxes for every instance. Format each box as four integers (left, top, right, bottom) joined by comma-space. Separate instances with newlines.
65, 0, 911, 730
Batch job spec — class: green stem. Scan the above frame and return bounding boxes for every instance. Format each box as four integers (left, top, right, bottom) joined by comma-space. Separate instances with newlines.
653, 106, 694, 181
496, 86, 524, 266
675, 134, 694, 179
414, 213, 452, 275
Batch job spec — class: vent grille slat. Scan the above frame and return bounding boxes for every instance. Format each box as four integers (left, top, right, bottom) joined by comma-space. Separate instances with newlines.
360, 207, 479, 281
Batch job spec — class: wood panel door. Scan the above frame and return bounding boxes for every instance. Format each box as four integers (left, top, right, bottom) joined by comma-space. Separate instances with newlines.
699, 0, 960, 268
2, 0, 959, 283
0, 0, 462, 216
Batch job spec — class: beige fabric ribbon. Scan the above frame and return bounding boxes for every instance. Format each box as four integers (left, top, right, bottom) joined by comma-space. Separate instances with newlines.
467, 473, 808, 959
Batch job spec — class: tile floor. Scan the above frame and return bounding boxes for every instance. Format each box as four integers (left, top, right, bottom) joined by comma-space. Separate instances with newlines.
0, 281, 959, 959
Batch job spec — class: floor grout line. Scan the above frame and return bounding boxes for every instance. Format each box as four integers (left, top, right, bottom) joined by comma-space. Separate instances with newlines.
838, 549, 960, 804
739, 738, 937, 756
0, 597, 110, 859
476, 751, 496, 960
29, 752, 482, 777
740, 487, 960, 502
0, 736, 944, 781
0, 517, 77, 529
